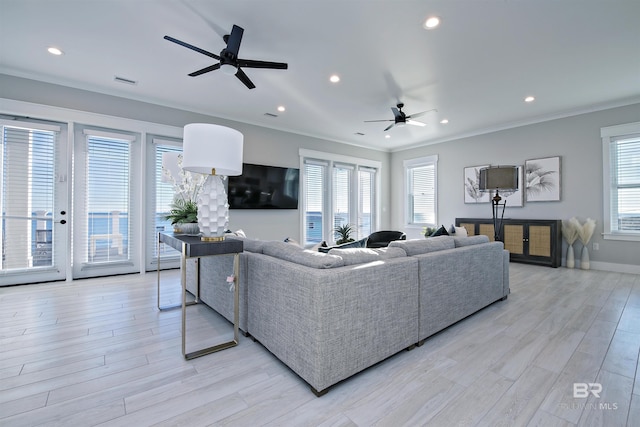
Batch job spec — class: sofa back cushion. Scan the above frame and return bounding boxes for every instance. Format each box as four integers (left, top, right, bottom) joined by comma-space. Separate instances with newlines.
262, 241, 344, 268
328, 246, 406, 266
453, 235, 490, 247
226, 235, 265, 253
389, 235, 455, 256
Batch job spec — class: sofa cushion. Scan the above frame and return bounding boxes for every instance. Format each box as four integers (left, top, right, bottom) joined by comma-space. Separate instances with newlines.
389, 235, 455, 256
262, 241, 344, 268
328, 247, 406, 266
454, 235, 490, 247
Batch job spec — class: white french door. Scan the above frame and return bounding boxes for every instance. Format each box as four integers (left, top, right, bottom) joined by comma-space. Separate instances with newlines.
72, 127, 140, 279
0, 119, 69, 286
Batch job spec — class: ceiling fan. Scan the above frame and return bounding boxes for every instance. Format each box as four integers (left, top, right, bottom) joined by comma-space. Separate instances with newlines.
164, 24, 288, 89
365, 103, 437, 131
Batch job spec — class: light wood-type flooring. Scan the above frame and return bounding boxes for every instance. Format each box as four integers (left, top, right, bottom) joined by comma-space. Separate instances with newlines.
1, 263, 640, 426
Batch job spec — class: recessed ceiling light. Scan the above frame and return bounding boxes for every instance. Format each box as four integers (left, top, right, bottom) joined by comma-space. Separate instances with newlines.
47, 47, 63, 56
277, 106, 286, 112
524, 96, 535, 103
424, 16, 440, 29
440, 119, 449, 124
329, 74, 340, 83
385, 134, 391, 139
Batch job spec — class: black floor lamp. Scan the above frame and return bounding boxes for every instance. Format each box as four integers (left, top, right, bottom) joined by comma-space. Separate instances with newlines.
479, 166, 518, 242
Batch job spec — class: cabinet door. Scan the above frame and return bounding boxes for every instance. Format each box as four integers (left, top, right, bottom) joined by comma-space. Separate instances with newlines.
503, 224, 524, 255
478, 223, 495, 241
528, 225, 552, 258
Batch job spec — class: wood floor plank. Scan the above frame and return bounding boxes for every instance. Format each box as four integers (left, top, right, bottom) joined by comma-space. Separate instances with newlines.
1, 265, 639, 426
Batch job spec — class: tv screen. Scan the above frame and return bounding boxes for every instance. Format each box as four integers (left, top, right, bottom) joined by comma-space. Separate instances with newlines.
228, 163, 299, 209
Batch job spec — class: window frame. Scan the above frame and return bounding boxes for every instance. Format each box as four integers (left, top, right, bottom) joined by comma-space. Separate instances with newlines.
299, 149, 381, 246
602, 121, 640, 242
404, 155, 438, 229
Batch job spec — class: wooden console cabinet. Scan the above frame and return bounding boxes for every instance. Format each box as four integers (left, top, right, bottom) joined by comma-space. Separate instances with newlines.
456, 218, 562, 268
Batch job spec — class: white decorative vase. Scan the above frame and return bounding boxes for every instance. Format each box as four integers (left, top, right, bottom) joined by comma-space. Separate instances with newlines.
197, 174, 229, 240
581, 246, 590, 270
566, 244, 575, 269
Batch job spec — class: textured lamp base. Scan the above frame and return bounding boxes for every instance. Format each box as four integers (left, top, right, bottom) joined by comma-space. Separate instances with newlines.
197, 174, 229, 241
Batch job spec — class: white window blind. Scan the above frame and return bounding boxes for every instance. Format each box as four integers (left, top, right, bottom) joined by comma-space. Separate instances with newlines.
405, 156, 437, 226
610, 134, 640, 233
303, 160, 327, 245
153, 142, 182, 260
1, 123, 57, 270
358, 166, 375, 238
82, 130, 132, 263
332, 164, 352, 231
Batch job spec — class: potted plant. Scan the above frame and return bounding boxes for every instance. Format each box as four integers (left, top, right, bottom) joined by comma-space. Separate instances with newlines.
334, 223, 355, 245
165, 198, 199, 234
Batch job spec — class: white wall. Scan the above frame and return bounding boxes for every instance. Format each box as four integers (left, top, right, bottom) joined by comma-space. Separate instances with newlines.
390, 103, 640, 272
0, 74, 391, 242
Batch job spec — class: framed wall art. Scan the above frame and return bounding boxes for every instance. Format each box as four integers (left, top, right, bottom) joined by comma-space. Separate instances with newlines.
464, 165, 490, 204
525, 156, 561, 202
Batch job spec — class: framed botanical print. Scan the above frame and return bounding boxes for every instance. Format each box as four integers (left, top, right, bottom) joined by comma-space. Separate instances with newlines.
464, 165, 490, 203
525, 156, 561, 202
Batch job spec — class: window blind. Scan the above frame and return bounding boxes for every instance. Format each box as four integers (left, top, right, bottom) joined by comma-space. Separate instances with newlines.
82, 131, 131, 263
1, 124, 57, 270
408, 163, 436, 225
304, 160, 326, 244
610, 134, 640, 232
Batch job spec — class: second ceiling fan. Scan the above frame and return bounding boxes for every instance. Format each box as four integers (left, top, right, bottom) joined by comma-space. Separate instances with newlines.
365, 103, 437, 131
164, 24, 288, 89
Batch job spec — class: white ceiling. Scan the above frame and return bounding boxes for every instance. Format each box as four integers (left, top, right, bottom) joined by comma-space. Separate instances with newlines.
1, 0, 639, 151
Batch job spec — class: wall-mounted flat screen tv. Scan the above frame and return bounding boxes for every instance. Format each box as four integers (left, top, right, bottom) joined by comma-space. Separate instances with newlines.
228, 163, 299, 209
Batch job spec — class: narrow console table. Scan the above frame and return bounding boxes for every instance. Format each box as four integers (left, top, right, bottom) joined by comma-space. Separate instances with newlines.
456, 218, 562, 268
156, 232, 243, 359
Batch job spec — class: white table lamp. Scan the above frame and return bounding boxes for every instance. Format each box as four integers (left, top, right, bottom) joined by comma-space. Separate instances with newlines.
181, 123, 243, 241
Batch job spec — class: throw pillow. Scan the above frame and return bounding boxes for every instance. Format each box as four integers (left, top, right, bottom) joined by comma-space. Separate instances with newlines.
329, 247, 406, 265
430, 225, 449, 237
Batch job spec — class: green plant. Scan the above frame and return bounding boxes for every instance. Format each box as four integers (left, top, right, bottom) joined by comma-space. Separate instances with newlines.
334, 223, 355, 245
164, 198, 198, 225
423, 226, 437, 237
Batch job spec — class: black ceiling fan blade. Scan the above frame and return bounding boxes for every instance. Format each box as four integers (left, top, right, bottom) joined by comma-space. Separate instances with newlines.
364, 119, 394, 123
407, 108, 438, 120
237, 59, 288, 69
188, 63, 221, 77
235, 68, 256, 89
391, 107, 403, 120
164, 35, 220, 60
384, 123, 396, 132
226, 25, 244, 56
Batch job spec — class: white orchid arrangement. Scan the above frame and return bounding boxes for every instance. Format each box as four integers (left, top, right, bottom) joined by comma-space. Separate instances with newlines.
162, 154, 206, 224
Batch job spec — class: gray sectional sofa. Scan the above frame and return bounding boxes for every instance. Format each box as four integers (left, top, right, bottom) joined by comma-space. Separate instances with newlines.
186, 234, 509, 395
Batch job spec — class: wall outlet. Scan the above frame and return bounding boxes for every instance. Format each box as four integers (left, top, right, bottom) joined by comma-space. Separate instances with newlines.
593, 243, 599, 251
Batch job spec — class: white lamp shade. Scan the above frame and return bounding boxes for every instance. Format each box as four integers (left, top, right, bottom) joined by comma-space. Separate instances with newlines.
182, 123, 244, 176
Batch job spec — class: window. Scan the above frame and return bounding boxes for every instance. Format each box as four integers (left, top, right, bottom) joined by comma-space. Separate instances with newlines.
404, 155, 438, 227
602, 122, 640, 241
300, 149, 380, 246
